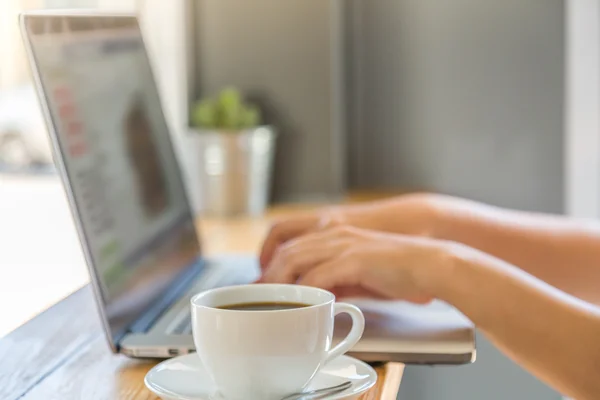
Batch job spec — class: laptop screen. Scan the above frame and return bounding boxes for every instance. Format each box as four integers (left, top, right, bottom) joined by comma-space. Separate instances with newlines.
23, 15, 200, 342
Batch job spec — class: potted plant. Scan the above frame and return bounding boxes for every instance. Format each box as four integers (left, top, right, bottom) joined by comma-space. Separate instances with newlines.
189, 87, 276, 217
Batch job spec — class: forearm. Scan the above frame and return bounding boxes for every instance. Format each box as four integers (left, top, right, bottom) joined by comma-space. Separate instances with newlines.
341, 194, 439, 236
430, 196, 600, 304
424, 245, 600, 399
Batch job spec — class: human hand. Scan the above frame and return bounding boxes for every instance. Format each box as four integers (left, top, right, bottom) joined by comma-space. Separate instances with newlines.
260, 193, 440, 270
259, 207, 348, 270
259, 225, 454, 303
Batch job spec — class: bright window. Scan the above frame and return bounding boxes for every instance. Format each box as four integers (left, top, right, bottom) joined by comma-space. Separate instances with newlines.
0, 0, 163, 337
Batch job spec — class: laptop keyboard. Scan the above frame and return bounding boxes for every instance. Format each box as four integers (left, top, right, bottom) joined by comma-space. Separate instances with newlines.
172, 316, 192, 335
163, 257, 260, 336
170, 269, 249, 335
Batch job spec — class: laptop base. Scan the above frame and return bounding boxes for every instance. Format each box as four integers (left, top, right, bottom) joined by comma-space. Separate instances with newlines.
120, 256, 475, 365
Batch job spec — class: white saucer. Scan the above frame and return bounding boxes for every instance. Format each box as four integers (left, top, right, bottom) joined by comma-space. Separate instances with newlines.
144, 353, 377, 400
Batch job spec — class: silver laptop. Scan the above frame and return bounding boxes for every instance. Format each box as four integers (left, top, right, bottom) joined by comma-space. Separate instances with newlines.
20, 11, 475, 364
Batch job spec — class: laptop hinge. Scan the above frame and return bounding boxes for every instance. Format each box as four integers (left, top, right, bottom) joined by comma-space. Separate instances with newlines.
128, 259, 204, 334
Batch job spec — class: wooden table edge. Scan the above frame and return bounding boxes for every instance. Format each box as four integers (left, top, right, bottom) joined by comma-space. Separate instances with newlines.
378, 362, 404, 399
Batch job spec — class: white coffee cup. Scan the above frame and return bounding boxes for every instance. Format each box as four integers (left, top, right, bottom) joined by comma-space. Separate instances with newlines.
190, 283, 365, 400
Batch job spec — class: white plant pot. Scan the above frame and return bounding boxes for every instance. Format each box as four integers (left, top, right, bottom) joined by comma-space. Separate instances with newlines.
188, 125, 276, 217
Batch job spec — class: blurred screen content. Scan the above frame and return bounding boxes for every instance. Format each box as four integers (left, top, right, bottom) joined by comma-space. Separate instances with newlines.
26, 16, 199, 335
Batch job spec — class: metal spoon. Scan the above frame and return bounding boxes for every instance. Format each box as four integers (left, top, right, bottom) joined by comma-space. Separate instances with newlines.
279, 381, 353, 400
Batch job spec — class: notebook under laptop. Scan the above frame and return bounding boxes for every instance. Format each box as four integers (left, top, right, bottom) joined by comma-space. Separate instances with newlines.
20, 10, 475, 364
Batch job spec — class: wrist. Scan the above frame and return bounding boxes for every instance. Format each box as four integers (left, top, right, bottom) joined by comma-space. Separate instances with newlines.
338, 193, 446, 236
412, 193, 446, 239
412, 239, 471, 302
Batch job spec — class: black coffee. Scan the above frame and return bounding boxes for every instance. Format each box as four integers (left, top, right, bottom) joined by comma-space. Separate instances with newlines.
217, 301, 311, 311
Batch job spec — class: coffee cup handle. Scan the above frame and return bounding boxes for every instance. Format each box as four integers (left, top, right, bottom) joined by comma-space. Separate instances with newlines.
324, 302, 365, 364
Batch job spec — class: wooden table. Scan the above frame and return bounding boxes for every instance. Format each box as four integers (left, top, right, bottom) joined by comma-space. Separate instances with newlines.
0, 206, 404, 400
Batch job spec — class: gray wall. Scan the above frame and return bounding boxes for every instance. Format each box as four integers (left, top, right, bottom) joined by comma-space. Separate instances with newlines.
347, 0, 564, 214
192, 0, 346, 203
346, 1, 564, 399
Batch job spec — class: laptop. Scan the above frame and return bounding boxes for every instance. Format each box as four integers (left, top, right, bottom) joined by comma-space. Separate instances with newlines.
20, 11, 475, 364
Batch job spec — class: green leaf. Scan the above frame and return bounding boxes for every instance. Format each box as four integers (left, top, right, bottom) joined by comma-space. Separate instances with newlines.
218, 87, 242, 115
241, 104, 261, 128
191, 99, 217, 128
191, 87, 261, 130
